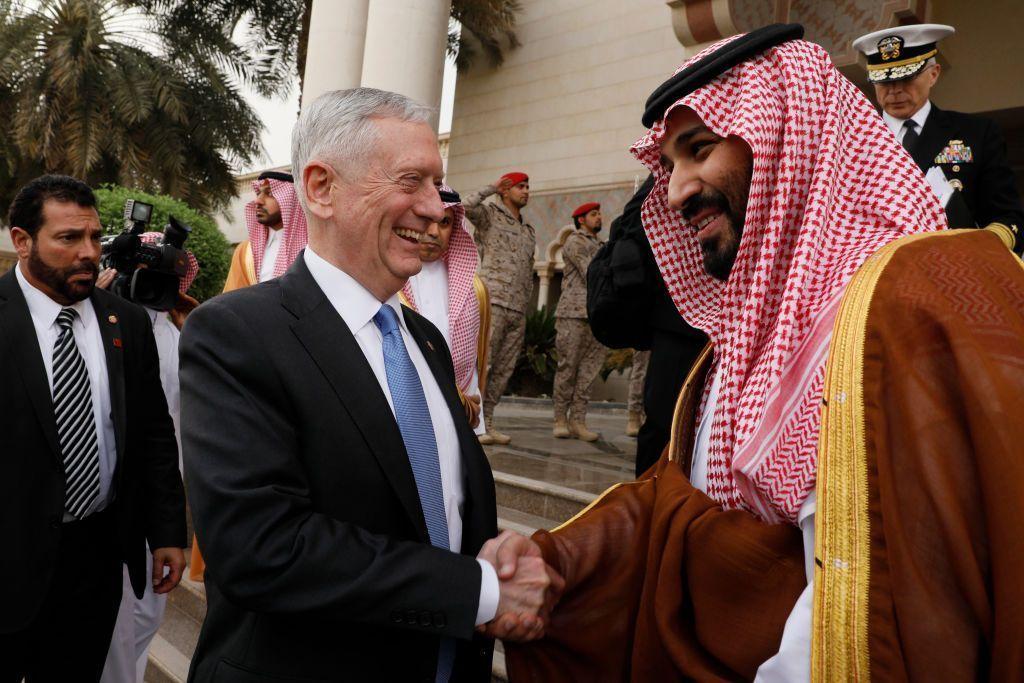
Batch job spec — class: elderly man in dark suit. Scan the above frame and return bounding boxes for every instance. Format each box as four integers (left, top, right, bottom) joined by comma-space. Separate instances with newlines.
0, 174, 187, 681
854, 23, 1024, 253
180, 88, 560, 683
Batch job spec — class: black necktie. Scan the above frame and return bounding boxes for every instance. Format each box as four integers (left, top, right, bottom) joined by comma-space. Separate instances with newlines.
902, 120, 919, 154
52, 307, 100, 519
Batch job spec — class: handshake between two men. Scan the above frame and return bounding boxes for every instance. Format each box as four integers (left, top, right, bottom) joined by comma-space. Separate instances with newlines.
477, 530, 565, 642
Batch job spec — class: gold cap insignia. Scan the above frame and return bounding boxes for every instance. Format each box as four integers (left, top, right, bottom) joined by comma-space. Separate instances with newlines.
878, 35, 904, 61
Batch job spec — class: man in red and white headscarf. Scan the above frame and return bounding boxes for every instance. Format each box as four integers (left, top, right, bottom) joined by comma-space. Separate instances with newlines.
224, 170, 309, 291
101, 232, 199, 683
500, 24, 1024, 681
401, 186, 489, 435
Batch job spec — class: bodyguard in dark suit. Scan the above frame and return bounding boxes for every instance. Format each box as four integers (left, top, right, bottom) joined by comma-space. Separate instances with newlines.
854, 23, 1024, 252
0, 175, 187, 681
180, 88, 559, 683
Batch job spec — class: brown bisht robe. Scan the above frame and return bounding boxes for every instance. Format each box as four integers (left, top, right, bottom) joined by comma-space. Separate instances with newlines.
507, 228, 1024, 681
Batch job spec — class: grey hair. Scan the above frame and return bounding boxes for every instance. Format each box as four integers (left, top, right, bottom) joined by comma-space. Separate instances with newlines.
290, 87, 435, 209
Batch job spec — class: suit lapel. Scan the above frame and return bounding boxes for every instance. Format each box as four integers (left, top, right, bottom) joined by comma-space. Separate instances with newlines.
91, 292, 127, 467
0, 268, 61, 464
912, 105, 951, 171
283, 261, 430, 541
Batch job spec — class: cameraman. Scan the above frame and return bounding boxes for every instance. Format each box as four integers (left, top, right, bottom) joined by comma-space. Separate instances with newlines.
100, 232, 198, 683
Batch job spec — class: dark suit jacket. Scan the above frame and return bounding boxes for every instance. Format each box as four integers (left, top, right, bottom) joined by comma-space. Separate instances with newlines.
0, 266, 186, 633
909, 104, 1024, 251
180, 256, 498, 683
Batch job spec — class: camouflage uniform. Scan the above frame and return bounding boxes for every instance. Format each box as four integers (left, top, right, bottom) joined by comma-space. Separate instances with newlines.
628, 349, 650, 415
463, 185, 537, 424
553, 230, 606, 423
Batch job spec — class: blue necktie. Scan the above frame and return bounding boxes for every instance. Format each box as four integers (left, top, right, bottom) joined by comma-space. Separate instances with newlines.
373, 304, 455, 682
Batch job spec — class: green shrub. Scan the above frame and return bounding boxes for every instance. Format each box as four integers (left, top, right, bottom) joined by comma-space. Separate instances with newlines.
94, 185, 230, 302
507, 306, 558, 397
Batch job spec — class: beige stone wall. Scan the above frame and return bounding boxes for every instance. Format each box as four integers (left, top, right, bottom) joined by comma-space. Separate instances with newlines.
930, 0, 1024, 114
445, 0, 687, 250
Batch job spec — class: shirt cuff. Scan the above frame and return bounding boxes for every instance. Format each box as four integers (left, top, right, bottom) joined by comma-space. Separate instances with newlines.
475, 558, 500, 626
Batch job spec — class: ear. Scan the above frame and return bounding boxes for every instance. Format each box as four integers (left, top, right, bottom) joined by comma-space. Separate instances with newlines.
302, 161, 335, 221
9, 226, 33, 260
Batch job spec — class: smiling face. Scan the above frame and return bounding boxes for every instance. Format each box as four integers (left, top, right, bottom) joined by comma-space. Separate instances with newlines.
419, 207, 454, 263
311, 117, 445, 299
12, 200, 102, 304
873, 62, 939, 119
659, 106, 753, 281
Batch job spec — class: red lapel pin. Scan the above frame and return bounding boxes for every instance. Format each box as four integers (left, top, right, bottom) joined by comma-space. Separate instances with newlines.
113, 338, 122, 348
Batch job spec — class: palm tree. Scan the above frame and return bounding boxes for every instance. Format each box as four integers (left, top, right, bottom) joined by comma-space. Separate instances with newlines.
0, 0, 264, 214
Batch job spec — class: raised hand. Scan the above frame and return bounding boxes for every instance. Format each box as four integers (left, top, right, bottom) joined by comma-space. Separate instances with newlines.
477, 531, 565, 642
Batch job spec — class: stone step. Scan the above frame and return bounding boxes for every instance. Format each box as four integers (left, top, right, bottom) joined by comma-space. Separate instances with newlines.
497, 505, 557, 536
492, 470, 597, 524
492, 641, 508, 682
144, 583, 202, 683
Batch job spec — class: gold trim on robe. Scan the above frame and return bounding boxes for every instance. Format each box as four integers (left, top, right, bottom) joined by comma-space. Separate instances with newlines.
812, 229, 982, 681
474, 275, 491, 397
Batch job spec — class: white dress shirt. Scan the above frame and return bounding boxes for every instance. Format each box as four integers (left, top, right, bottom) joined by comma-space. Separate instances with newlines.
16, 263, 117, 521
303, 246, 499, 625
690, 368, 815, 682
148, 309, 182, 467
882, 99, 932, 143
408, 260, 486, 436
259, 227, 283, 283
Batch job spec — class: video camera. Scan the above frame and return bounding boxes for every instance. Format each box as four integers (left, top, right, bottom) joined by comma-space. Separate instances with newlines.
100, 199, 193, 312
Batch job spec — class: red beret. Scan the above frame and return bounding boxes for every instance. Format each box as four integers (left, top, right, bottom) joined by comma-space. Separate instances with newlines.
572, 202, 600, 218
500, 172, 529, 186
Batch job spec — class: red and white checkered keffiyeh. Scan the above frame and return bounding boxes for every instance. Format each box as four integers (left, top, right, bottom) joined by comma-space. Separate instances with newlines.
140, 231, 199, 293
244, 177, 309, 280
631, 37, 946, 523
402, 186, 481, 393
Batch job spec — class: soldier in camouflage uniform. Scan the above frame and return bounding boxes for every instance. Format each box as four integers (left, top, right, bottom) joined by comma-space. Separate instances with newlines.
626, 350, 650, 436
463, 172, 536, 445
552, 203, 607, 442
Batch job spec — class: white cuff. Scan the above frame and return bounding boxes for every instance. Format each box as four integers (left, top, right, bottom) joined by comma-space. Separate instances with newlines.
475, 558, 500, 625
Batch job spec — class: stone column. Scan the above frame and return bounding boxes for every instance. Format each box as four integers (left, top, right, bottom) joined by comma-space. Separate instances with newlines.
360, 0, 453, 130
535, 264, 553, 311
301, 0, 370, 110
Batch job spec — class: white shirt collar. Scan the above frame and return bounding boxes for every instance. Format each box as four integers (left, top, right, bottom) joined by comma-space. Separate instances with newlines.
302, 245, 405, 337
15, 261, 90, 328
882, 99, 932, 137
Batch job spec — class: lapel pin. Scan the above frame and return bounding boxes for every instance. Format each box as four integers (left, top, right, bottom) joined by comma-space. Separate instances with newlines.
426, 340, 434, 351
108, 314, 118, 324
113, 338, 122, 348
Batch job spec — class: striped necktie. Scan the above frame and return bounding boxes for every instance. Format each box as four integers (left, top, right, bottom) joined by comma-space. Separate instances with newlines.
372, 304, 455, 683
52, 307, 100, 519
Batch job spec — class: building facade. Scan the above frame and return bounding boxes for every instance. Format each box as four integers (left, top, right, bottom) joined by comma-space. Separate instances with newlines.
445, 0, 1024, 311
